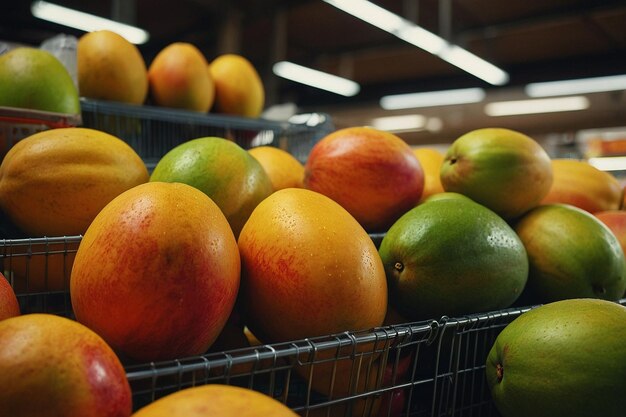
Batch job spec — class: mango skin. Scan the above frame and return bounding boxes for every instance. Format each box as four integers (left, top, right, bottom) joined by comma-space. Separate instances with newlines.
132, 384, 297, 417
0, 127, 149, 236
514, 203, 626, 303
304, 126, 424, 233
78, 30, 148, 105
379, 197, 528, 321
0, 314, 132, 417
440, 128, 552, 219
486, 298, 626, 417
0, 47, 79, 114
541, 158, 623, 213
71, 182, 240, 362
150, 137, 272, 238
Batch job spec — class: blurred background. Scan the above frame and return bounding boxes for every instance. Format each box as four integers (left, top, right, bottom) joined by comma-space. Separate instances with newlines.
2, 0, 626, 162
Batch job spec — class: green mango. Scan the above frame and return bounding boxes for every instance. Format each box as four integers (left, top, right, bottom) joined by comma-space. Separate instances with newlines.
487, 298, 626, 417
0, 47, 79, 115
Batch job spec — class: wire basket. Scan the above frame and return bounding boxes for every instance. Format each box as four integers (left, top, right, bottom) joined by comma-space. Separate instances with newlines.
120, 309, 527, 417
79, 99, 334, 169
0, 236, 79, 317
0, 106, 81, 160
2, 236, 624, 416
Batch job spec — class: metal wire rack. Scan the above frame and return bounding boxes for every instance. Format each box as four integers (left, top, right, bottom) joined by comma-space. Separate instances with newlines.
2, 236, 625, 417
0, 236, 79, 317
79, 99, 334, 169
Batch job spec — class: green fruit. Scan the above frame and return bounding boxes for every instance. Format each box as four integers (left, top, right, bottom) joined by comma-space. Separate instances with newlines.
486, 298, 626, 417
440, 128, 553, 219
0, 47, 79, 114
378, 198, 528, 320
422, 191, 472, 204
150, 137, 273, 237
514, 203, 626, 303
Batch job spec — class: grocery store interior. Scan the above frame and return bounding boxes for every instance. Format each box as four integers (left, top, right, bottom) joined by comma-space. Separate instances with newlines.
1, 2, 626, 417
2, 0, 626, 165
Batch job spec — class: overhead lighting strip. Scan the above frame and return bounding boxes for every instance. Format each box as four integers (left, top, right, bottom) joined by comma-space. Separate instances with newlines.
380, 87, 486, 110
484, 96, 590, 117
273, 61, 361, 97
525, 74, 626, 97
31, 0, 150, 44
323, 0, 509, 86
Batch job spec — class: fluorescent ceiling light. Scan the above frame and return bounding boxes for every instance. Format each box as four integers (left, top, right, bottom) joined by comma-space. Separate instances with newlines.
484, 96, 590, 117
31, 0, 150, 44
395, 25, 448, 55
439, 45, 509, 86
525, 74, 626, 97
380, 87, 486, 110
273, 61, 360, 97
323, 0, 509, 86
588, 156, 626, 172
371, 114, 426, 132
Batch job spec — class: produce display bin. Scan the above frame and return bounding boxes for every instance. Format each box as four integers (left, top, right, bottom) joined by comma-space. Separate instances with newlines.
0, 106, 81, 159
79, 99, 335, 169
4, 236, 624, 416
0, 236, 79, 317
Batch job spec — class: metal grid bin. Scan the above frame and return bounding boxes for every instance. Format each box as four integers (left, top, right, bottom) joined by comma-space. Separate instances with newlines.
4, 237, 622, 416
79, 99, 335, 169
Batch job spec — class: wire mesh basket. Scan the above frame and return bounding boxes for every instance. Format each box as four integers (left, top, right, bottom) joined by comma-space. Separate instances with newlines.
79, 99, 334, 169
121, 307, 538, 417
2, 236, 625, 416
0, 236, 79, 317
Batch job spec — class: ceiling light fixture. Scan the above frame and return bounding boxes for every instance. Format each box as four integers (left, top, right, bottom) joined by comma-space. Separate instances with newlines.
323, 0, 509, 86
272, 61, 361, 97
525, 74, 626, 97
588, 156, 626, 172
31, 0, 150, 44
484, 96, 590, 117
370, 114, 427, 132
380, 87, 486, 110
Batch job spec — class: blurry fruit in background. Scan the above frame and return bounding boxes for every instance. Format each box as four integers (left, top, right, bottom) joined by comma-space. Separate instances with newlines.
238, 188, 387, 344
150, 136, 272, 238
209, 54, 265, 118
8, 241, 78, 293
248, 146, 305, 191
0, 272, 20, 320
0, 127, 149, 236
0, 47, 79, 114
148, 42, 215, 112
440, 128, 553, 219
595, 210, 626, 258
486, 298, 626, 417
540, 158, 623, 213
379, 197, 528, 321
71, 182, 240, 362
514, 204, 626, 304
77, 30, 149, 105
304, 127, 424, 232
413, 147, 445, 202
0, 313, 132, 417
132, 384, 298, 417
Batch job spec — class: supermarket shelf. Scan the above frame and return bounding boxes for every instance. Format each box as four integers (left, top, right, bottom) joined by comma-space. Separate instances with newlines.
79, 99, 335, 168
